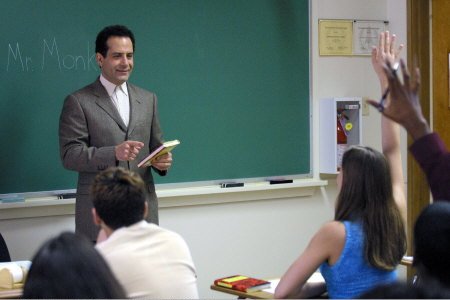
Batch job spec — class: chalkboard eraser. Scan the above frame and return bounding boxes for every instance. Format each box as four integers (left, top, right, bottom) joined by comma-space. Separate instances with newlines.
269, 179, 293, 185
221, 182, 244, 188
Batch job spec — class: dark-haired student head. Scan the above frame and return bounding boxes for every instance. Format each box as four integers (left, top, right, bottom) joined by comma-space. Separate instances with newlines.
90, 166, 148, 231
22, 231, 126, 299
413, 201, 450, 288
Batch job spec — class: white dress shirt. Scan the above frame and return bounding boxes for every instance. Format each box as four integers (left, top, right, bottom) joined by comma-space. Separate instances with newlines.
99, 75, 130, 127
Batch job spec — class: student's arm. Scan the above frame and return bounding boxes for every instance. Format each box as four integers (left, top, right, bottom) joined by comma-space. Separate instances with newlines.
382, 117, 406, 223
274, 222, 344, 299
371, 31, 406, 223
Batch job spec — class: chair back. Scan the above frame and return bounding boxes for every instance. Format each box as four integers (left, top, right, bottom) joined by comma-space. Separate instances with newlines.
0, 233, 11, 262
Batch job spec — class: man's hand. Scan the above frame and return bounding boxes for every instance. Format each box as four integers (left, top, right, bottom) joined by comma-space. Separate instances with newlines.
115, 141, 144, 161
151, 152, 173, 171
367, 59, 431, 140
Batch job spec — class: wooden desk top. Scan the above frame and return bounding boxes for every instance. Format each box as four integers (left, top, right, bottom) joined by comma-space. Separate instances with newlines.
0, 289, 21, 299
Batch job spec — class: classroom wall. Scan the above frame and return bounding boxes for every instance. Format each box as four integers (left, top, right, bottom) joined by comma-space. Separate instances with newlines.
0, 0, 407, 298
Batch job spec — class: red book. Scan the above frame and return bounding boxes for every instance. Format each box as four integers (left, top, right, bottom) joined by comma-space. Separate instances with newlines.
214, 275, 271, 292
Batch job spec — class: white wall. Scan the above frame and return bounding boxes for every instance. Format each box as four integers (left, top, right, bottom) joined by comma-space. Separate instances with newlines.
311, 0, 407, 174
0, 1, 407, 298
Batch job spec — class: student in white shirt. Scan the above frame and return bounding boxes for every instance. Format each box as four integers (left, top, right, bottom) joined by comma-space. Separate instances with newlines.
92, 167, 199, 299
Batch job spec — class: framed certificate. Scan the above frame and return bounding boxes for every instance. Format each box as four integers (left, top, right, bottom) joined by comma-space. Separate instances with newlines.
352, 20, 389, 55
319, 19, 353, 56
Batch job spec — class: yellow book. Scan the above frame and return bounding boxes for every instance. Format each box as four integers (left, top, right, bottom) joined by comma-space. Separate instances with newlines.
138, 140, 180, 168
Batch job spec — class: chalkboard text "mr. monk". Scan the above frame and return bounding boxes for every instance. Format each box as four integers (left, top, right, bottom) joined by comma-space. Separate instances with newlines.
6, 37, 98, 72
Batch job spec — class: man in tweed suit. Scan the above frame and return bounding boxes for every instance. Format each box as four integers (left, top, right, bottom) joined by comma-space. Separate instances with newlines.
59, 25, 172, 242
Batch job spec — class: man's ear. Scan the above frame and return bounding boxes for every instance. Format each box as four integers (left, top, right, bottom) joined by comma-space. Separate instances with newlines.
92, 208, 102, 225
143, 201, 149, 219
96, 53, 103, 68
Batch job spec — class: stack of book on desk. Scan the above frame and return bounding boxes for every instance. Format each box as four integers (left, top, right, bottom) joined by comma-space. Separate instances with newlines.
214, 275, 271, 293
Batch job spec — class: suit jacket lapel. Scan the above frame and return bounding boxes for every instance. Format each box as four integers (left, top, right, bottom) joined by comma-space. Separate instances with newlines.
92, 79, 127, 131
127, 83, 143, 136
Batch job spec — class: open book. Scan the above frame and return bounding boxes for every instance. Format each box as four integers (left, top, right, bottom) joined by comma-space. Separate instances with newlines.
137, 140, 180, 168
0, 261, 31, 289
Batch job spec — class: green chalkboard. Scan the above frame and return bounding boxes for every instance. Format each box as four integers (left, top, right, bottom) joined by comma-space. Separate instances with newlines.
0, 0, 310, 195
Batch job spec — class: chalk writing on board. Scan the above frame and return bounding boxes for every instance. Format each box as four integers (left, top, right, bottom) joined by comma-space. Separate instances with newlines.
6, 38, 97, 72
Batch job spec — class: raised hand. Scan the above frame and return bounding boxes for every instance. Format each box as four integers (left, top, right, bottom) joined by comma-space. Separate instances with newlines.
371, 31, 403, 90
367, 59, 430, 140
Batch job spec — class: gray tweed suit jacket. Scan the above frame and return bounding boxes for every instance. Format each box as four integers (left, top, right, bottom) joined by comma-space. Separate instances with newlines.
59, 78, 165, 241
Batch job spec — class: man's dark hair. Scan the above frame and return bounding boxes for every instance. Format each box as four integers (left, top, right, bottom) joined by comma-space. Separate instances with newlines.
95, 25, 135, 57
90, 167, 147, 230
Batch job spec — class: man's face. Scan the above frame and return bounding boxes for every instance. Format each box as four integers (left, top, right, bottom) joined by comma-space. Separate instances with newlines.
96, 36, 134, 85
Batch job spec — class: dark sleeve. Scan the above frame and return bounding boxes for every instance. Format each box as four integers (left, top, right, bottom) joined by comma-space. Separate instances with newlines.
409, 133, 450, 201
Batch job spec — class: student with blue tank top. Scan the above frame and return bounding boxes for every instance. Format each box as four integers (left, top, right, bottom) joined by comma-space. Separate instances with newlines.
275, 31, 407, 299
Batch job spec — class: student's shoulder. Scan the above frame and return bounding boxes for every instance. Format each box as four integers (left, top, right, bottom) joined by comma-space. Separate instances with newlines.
319, 221, 345, 235
314, 221, 345, 244
308, 221, 346, 261
150, 227, 193, 258
149, 224, 188, 243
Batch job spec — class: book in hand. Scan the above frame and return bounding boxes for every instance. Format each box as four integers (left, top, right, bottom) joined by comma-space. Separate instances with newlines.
214, 275, 271, 293
137, 139, 180, 168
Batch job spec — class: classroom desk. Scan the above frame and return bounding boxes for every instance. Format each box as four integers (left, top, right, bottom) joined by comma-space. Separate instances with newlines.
0, 288, 21, 299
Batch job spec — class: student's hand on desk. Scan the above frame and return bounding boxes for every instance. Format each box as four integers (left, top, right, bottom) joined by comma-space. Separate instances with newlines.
152, 152, 173, 171
115, 141, 144, 161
